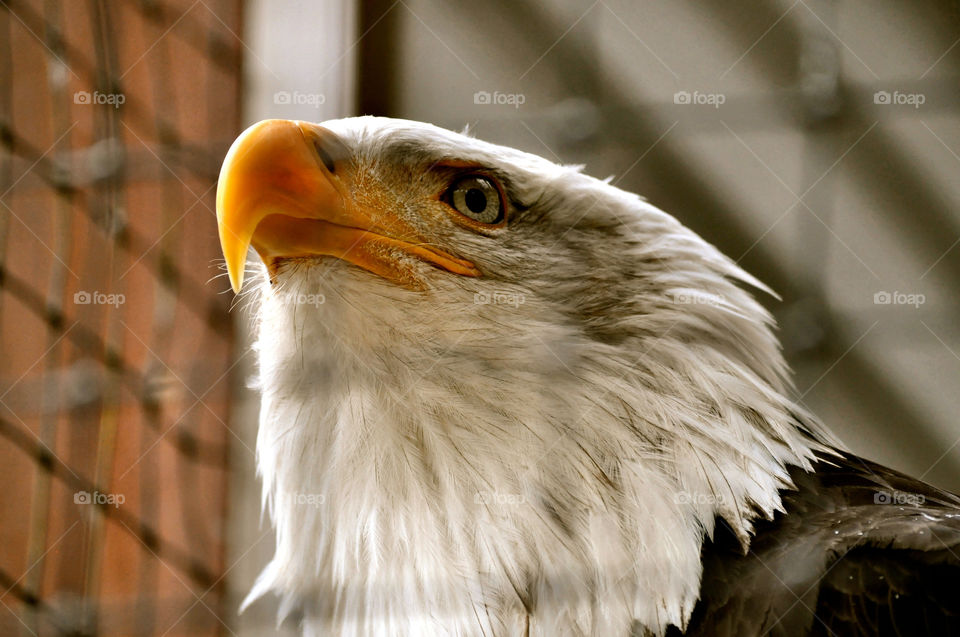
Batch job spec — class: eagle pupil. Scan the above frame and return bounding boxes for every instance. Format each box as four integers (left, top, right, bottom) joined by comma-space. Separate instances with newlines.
465, 188, 487, 213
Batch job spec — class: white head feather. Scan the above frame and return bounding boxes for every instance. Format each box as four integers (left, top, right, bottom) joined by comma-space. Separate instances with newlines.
238, 116, 832, 636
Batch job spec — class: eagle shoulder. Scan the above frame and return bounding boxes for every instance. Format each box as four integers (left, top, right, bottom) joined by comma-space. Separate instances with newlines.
675, 453, 960, 636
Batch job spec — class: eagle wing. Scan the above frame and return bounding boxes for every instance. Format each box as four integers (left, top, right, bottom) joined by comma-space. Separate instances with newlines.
674, 453, 960, 636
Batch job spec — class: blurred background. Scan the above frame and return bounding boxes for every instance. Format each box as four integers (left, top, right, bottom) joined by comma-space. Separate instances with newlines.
1, 0, 958, 635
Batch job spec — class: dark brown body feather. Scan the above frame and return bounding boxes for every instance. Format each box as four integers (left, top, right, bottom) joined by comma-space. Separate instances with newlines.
671, 454, 960, 636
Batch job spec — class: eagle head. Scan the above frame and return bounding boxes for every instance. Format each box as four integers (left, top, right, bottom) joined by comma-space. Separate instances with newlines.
217, 117, 828, 636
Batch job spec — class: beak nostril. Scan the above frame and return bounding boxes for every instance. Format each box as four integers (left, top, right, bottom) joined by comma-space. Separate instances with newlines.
314, 138, 336, 174
300, 123, 351, 175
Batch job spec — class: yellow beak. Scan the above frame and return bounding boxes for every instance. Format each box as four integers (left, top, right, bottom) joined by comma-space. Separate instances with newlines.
215, 119, 479, 293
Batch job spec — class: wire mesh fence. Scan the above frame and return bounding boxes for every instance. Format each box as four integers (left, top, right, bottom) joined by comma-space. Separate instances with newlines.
0, 0, 243, 634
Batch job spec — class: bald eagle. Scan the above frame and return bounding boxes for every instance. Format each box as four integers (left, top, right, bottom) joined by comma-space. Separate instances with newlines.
216, 118, 960, 636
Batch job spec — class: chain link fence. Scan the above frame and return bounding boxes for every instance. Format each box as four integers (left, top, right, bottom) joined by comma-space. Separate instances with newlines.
0, 1, 243, 634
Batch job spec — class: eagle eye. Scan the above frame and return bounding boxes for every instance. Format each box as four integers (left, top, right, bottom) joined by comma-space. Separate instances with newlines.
446, 175, 504, 225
